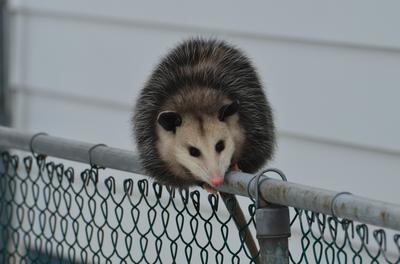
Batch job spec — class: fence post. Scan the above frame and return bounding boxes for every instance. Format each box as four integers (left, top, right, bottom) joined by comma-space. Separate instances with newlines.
256, 200, 291, 263
0, 1, 9, 263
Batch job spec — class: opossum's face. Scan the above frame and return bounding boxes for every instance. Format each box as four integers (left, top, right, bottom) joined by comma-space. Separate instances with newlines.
156, 101, 243, 188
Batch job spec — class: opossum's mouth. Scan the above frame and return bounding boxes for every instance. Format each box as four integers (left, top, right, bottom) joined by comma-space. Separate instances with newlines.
179, 166, 224, 189
195, 181, 217, 194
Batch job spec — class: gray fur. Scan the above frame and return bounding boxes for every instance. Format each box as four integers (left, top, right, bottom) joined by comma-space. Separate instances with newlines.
133, 38, 275, 187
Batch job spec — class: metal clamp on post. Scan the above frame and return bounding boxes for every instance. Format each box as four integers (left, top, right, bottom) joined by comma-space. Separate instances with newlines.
252, 169, 291, 264
255, 206, 291, 240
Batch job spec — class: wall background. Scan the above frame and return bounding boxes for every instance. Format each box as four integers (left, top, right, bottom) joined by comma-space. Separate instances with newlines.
8, 1, 400, 202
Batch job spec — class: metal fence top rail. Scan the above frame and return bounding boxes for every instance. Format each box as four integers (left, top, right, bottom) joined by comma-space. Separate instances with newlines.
1, 125, 399, 231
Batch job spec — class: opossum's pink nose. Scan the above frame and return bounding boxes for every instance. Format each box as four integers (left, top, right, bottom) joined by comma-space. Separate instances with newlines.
210, 175, 224, 187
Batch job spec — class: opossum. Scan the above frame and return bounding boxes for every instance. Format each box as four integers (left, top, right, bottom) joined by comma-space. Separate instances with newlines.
133, 38, 275, 262
133, 38, 275, 190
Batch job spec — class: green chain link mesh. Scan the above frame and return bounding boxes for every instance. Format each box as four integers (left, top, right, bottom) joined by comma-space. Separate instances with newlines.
0, 151, 257, 264
1, 151, 400, 263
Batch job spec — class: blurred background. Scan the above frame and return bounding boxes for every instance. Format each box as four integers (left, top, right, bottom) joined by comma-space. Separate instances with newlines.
2, 0, 400, 203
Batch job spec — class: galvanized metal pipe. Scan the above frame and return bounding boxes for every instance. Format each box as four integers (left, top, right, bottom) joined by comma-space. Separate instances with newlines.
0, 0, 10, 127
1, 125, 400, 231
0, 126, 143, 174
258, 238, 289, 264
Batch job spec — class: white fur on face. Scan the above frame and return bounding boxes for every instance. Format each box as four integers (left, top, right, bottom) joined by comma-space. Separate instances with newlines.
156, 113, 240, 185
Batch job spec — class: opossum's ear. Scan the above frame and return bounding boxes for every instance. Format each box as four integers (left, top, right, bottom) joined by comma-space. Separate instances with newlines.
218, 100, 239, 121
157, 111, 182, 133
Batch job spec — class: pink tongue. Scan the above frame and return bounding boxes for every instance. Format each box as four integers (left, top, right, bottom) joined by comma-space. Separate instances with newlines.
210, 176, 224, 187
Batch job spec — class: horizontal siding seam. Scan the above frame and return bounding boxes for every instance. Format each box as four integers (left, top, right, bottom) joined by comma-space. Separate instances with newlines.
8, 6, 400, 54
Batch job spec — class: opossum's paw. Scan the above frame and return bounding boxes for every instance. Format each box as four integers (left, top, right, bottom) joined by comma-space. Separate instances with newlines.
230, 163, 241, 171
202, 183, 218, 194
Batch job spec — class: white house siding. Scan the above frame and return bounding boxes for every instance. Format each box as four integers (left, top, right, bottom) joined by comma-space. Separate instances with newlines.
6, 0, 400, 261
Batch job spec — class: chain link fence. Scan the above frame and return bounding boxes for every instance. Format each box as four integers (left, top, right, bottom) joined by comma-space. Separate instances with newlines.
0, 151, 258, 263
1, 150, 400, 263
290, 208, 400, 263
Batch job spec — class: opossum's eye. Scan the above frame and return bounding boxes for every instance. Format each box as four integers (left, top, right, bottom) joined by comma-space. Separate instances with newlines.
215, 140, 225, 153
188, 146, 201, 157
